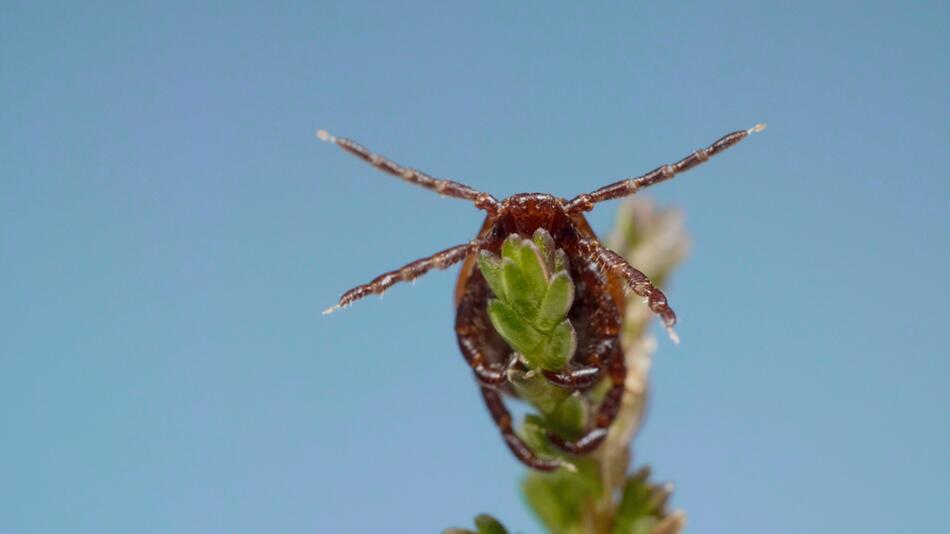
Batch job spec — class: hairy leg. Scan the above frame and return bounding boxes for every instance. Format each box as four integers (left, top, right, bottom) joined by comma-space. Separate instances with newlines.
565, 125, 765, 213
325, 240, 483, 314
576, 238, 679, 343
547, 343, 626, 455
318, 130, 500, 213
541, 337, 616, 389
480, 386, 563, 471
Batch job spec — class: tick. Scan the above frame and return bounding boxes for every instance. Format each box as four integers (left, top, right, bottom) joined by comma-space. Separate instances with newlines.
320, 125, 763, 470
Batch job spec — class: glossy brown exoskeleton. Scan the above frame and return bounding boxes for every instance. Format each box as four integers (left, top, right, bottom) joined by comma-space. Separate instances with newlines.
320, 125, 763, 470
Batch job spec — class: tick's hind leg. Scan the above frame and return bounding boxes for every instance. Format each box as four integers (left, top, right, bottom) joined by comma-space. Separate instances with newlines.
541, 337, 617, 390
480, 386, 563, 471
325, 240, 483, 314
547, 343, 626, 455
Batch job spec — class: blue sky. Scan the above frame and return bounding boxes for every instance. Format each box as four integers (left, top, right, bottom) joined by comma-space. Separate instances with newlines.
2, 2, 948, 533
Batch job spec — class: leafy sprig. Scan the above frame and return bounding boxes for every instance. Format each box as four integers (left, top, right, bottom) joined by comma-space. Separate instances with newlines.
446, 199, 689, 534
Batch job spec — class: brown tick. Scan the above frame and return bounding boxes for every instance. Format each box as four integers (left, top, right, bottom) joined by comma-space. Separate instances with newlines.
320, 125, 764, 470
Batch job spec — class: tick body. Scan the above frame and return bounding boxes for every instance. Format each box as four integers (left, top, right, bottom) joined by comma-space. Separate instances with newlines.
320, 125, 763, 470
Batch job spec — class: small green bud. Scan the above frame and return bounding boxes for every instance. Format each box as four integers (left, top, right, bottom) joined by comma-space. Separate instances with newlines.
546, 393, 587, 439
532, 228, 557, 275
508, 368, 570, 414
477, 251, 506, 300
487, 299, 543, 355
537, 319, 576, 371
501, 257, 540, 321
536, 271, 574, 331
515, 241, 549, 303
520, 414, 556, 456
473, 515, 509, 534
501, 235, 519, 263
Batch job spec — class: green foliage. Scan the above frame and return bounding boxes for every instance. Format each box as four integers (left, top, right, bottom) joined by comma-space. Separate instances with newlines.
478, 229, 576, 372
442, 513, 510, 534
453, 200, 691, 534
522, 457, 602, 534
610, 468, 673, 534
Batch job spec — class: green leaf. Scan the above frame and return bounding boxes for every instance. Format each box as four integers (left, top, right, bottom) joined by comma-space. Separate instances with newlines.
509, 370, 571, 414
520, 414, 553, 453
532, 228, 556, 275
516, 240, 550, 303
554, 249, 569, 273
477, 251, 506, 300
501, 257, 540, 321
630, 517, 659, 534
522, 474, 583, 534
546, 393, 587, 439
522, 456, 602, 534
536, 271, 574, 331
538, 319, 576, 371
443, 514, 511, 534
474, 514, 509, 534
501, 234, 520, 263
611, 468, 672, 534
487, 299, 543, 355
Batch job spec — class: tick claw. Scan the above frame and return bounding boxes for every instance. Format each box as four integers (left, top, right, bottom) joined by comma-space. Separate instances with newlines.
316, 129, 336, 142
666, 326, 680, 344
559, 460, 578, 473
322, 304, 341, 315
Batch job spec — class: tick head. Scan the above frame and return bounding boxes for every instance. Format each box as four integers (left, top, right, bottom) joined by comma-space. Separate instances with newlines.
500, 193, 570, 235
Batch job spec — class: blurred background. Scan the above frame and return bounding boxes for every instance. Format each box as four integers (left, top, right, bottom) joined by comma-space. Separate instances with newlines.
2, 2, 947, 532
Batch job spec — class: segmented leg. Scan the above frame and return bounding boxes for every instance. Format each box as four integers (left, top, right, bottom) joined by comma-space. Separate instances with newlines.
565, 124, 765, 213
576, 239, 678, 342
541, 337, 616, 390
480, 386, 563, 471
455, 324, 508, 387
317, 130, 501, 213
547, 342, 626, 455
324, 241, 483, 314
455, 266, 519, 386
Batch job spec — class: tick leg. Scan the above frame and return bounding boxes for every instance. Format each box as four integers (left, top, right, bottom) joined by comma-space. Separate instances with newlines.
541, 338, 616, 390
324, 241, 483, 314
480, 386, 563, 471
547, 343, 626, 455
565, 124, 765, 213
455, 328, 508, 387
455, 268, 515, 386
576, 238, 678, 341
317, 130, 501, 213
